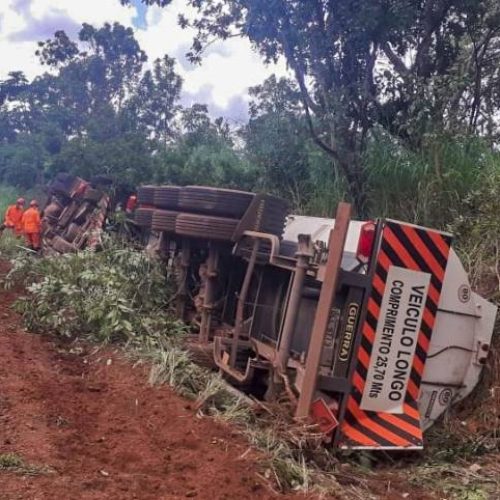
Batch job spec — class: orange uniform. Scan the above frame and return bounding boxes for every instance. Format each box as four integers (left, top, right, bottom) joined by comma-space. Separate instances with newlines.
4, 205, 24, 235
126, 194, 137, 213
21, 207, 41, 250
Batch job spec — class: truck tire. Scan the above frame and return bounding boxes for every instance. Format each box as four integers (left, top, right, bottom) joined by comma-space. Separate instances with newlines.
153, 186, 181, 209
151, 210, 179, 232
49, 173, 76, 197
175, 213, 238, 241
135, 207, 154, 228
137, 186, 156, 205
51, 235, 77, 253
178, 186, 255, 218
258, 198, 289, 237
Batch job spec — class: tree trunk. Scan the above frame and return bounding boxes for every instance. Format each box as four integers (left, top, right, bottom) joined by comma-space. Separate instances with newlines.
337, 155, 369, 219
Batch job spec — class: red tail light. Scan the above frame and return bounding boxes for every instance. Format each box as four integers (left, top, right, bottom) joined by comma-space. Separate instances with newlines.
356, 221, 376, 264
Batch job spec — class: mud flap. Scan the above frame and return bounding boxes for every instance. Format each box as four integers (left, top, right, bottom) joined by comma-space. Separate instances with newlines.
339, 220, 452, 449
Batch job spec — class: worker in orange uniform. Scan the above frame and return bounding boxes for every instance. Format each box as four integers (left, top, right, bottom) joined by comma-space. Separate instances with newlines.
21, 200, 42, 251
125, 193, 137, 214
0, 198, 25, 236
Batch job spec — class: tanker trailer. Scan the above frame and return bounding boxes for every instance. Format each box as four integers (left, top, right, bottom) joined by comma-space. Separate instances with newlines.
213, 204, 497, 449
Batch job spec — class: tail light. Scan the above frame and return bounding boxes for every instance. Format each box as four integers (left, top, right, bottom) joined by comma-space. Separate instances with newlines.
356, 221, 376, 264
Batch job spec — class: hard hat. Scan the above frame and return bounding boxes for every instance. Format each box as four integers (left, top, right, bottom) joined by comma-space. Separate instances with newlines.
17, 198, 25, 205
29, 199, 38, 207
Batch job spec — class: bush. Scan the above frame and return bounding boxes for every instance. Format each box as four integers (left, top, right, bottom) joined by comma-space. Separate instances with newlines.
7, 243, 185, 346
364, 132, 499, 228
449, 166, 500, 303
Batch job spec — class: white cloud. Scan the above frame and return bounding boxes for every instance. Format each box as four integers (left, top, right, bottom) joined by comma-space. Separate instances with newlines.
30, 0, 136, 29
0, 0, 289, 120
135, 0, 288, 119
0, 0, 137, 78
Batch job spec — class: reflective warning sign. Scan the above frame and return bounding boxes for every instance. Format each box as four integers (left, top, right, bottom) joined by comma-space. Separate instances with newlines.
360, 266, 430, 414
340, 220, 452, 449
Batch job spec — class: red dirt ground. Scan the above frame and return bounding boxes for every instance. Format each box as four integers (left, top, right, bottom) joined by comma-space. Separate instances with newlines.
0, 267, 301, 500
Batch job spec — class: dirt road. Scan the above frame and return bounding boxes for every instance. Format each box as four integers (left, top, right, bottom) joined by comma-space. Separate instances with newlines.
0, 275, 289, 500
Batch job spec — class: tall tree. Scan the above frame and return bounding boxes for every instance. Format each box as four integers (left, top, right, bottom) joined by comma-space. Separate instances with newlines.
125, 0, 500, 216
0, 22, 184, 189
242, 75, 328, 207
131, 55, 183, 143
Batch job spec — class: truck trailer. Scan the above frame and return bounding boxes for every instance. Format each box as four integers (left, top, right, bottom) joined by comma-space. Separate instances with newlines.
133, 186, 497, 450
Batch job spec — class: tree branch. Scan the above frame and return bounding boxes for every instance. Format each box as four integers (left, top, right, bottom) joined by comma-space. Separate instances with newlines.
382, 42, 409, 78
415, 0, 453, 77
294, 69, 341, 161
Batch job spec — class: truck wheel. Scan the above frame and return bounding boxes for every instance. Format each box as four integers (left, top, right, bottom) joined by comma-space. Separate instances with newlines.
178, 186, 254, 218
49, 173, 77, 197
175, 213, 239, 241
151, 210, 179, 232
137, 186, 156, 205
258, 198, 289, 237
153, 186, 181, 209
135, 207, 155, 228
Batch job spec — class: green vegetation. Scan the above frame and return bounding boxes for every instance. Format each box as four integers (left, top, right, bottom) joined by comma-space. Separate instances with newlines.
127, 0, 500, 217
0, 186, 25, 258
6, 242, 185, 346
3, 2, 500, 220
8, 238, 497, 496
0, 185, 18, 218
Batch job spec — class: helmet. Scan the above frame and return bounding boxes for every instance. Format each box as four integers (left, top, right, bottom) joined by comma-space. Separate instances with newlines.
29, 199, 38, 207
16, 198, 25, 205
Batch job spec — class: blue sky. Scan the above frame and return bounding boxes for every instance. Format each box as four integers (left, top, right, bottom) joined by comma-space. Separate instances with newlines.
131, 0, 147, 29
0, 0, 286, 123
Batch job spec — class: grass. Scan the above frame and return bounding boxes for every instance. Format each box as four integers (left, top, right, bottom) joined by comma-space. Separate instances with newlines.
0, 453, 53, 476
8, 239, 500, 496
0, 230, 23, 259
408, 462, 499, 500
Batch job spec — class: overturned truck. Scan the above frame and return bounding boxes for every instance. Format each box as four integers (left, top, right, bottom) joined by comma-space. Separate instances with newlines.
136, 185, 496, 450
41, 173, 110, 253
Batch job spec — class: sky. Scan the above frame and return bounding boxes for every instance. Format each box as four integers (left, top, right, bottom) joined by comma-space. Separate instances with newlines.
0, 0, 287, 123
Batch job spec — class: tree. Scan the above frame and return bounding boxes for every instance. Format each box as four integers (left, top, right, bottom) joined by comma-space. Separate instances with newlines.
242, 75, 329, 207
48, 133, 158, 189
125, 0, 500, 216
0, 22, 186, 189
157, 104, 255, 188
131, 55, 183, 143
